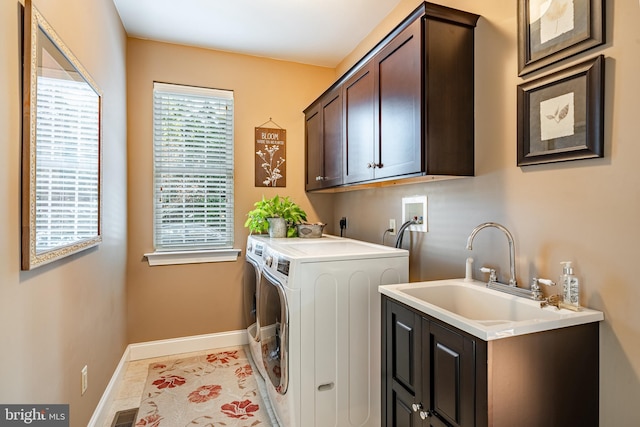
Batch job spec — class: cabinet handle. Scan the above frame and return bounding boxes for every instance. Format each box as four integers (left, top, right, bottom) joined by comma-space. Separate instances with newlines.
419, 409, 431, 420
315, 176, 325, 181
411, 403, 423, 412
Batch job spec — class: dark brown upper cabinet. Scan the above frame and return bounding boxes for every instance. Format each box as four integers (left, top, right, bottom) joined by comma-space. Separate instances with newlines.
344, 17, 422, 184
305, 87, 343, 191
304, 3, 480, 192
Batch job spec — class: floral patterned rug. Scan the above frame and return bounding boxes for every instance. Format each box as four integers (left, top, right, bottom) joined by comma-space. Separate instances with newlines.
135, 346, 273, 426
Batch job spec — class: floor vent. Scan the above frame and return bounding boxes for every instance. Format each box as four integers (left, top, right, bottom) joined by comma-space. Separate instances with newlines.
111, 408, 138, 427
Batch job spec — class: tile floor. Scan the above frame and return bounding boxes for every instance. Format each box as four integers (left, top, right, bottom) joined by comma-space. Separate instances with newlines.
102, 347, 278, 427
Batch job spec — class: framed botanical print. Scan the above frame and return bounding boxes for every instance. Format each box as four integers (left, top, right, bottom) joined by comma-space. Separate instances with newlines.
518, 0, 604, 76
517, 55, 604, 166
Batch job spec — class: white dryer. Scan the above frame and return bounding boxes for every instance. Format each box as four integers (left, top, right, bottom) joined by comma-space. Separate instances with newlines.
244, 235, 268, 379
258, 237, 409, 427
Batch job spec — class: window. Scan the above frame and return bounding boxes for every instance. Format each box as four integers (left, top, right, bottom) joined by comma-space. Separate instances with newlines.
151, 82, 235, 258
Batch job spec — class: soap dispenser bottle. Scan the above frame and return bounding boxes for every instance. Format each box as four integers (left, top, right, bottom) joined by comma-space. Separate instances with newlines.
560, 261, 580, 307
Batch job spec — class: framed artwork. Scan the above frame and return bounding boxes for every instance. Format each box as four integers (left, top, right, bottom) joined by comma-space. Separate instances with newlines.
255, 126, 287, 187
22, 0, 102, 269
517, 55, 604, 166
518, 0, 604, 76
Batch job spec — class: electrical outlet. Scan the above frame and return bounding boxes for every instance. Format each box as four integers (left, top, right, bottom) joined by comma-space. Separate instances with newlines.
81, 365, 88, 395
389, 219, 396, 235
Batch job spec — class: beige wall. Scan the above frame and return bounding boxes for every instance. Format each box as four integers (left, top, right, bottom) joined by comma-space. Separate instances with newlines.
125, 39, 336, 343
0, 0, 128, 425
3, 0, 639, 424
334, 0, 640, 425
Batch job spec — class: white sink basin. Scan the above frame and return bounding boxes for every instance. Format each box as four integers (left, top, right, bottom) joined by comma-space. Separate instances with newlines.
379, 279, 604, 340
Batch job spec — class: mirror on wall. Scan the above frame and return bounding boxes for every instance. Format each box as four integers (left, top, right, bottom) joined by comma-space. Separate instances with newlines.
22, 0, 102, 270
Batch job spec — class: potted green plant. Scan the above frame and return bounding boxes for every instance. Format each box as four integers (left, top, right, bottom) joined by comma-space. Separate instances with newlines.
244, 195, 308, 237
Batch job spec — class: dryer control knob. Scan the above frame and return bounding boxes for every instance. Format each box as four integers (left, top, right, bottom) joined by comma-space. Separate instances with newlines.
265, 256, 273, 267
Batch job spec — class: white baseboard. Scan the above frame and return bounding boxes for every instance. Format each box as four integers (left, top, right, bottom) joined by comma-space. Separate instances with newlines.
87, 346, 131, 427
88, 330, 248, 427
128, 329, 248, 361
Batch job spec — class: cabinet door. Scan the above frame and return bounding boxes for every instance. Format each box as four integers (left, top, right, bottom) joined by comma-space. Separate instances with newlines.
423, 320, 476, 427
343, 61, 375, 184
305, 104, 323, 190
304, 88, 343, 190
384, 298, 422, 426
374, 16, 423, 180
321, 88, 343, 187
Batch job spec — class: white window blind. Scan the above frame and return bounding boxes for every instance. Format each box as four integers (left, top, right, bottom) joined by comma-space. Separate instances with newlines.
153, 82, 234, 251
35, 75, 100, 252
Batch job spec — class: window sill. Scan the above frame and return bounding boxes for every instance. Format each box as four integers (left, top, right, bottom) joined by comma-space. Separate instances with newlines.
144, 249, 241, 266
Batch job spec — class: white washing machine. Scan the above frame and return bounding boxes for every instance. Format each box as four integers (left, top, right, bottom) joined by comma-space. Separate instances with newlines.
257, 237, 409, 427
245, 234, 343, 379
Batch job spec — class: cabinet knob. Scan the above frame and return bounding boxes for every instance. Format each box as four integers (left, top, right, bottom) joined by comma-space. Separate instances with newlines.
366, 163, 373, 169
412, 403, 431, 419
315, 176, 325, 181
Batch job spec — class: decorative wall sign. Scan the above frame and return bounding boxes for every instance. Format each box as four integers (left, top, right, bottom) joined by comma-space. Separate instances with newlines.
255, 123, 286, 187
517, 55, 604, 166
518, 0, 604, 76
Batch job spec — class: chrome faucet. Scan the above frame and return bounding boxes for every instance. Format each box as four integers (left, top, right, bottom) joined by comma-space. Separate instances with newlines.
466, 222, 517, 287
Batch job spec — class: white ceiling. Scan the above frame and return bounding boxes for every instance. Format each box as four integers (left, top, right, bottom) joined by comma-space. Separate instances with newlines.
112, 0, 403, 68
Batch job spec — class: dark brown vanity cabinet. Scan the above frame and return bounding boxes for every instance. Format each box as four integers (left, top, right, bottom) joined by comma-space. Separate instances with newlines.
383, 297, 476, 427
382, 296, 600, 427
305, 3, 480, 191
304, 87, 343, 190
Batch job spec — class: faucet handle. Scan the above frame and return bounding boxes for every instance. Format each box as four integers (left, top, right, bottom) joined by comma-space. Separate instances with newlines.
531, 277, 557, 301
537, 278, 556, 287
480, 267, 497, 284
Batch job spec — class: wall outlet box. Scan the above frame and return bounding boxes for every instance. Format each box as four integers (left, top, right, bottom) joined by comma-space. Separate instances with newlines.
402, 195, 428, 232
